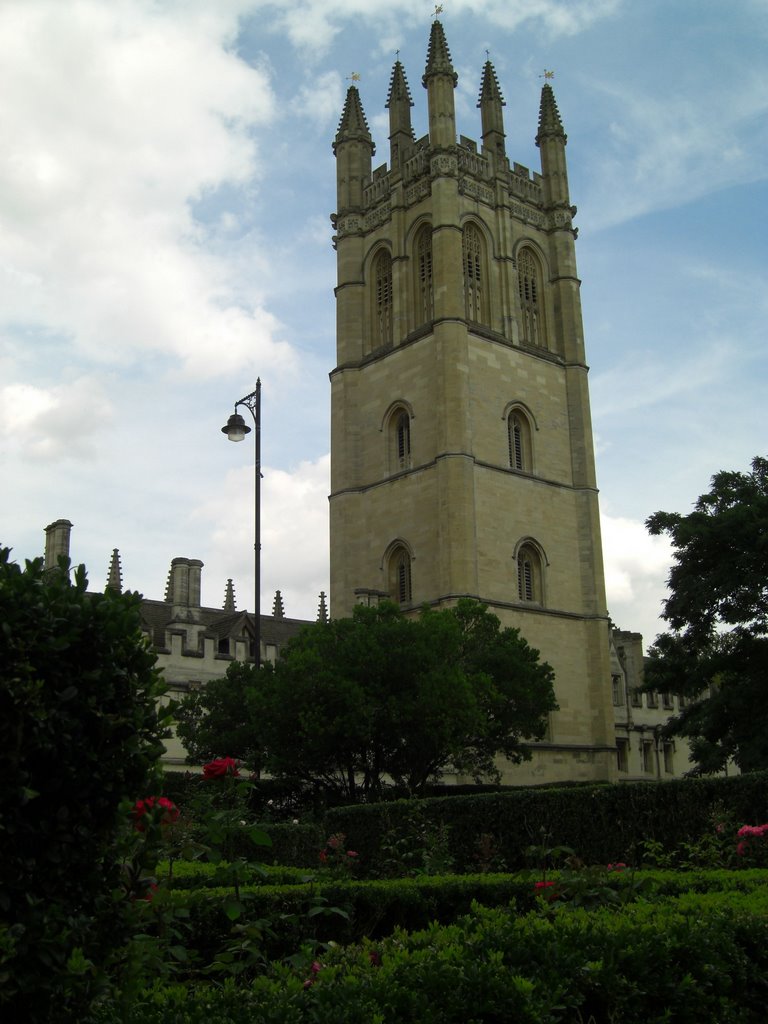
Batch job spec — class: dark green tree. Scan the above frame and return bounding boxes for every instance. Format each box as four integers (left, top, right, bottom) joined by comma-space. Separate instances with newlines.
644, 456, 768, 773
175, 660, 263, 770
258, 599, 556, 800
0, 550, 168, 1021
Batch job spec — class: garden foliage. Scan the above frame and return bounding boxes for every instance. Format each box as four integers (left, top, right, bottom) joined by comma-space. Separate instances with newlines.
323, 770, 768, 874
645, 455, 768, 773
0, 550, 168, 1021
88, 891, 768, 1024
175, 599, 557, 800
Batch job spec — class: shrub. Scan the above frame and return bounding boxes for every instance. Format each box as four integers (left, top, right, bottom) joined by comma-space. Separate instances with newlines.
87, 888, 768, 1023
0, 551, 168, 1021
323, 772, 768, 876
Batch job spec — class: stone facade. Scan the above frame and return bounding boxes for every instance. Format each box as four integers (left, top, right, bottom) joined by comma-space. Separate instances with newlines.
329, 21, 616, 785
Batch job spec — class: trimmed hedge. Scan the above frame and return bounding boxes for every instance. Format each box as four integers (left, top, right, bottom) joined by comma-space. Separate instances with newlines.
148, 868, 768, 965
89, 888, 768, 1023
322, 771, 768, 874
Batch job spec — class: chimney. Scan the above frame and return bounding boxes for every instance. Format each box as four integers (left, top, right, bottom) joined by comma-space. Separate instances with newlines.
44, 519, 72, 570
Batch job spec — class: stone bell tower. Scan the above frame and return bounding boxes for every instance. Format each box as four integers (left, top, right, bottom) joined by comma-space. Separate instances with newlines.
329, 20, 616, 784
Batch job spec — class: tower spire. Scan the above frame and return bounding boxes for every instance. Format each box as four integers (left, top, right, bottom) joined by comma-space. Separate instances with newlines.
422, 19, 457, 148
536, 83, 566, 142
105, 548, 123, 593
223, 578, 236, 612
333, 85, 375, 215
272, 589, 285, 619
386, 59, 415, 170
477, 60, 506, 161
333, 86, 375, 153
317, 591, 329, 623
536, 83, 570, 209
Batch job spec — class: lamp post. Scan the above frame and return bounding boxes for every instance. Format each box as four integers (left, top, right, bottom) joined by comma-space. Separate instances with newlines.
221, 379, 262, 669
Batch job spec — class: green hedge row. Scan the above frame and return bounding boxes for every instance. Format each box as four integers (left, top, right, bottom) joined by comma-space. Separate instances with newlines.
152, 868, 768, 966
89, 887, 768, 1023
323, 771, 768, 874
155, 860, 313, 890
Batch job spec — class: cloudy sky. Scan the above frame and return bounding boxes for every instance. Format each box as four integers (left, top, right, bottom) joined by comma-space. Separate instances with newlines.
1, 0, 766, 648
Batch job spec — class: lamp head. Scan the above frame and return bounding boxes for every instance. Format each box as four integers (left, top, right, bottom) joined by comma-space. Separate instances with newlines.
221, 411, 251, 442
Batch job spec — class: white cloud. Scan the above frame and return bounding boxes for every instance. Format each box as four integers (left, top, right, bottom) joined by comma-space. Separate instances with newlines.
601, 512, 672, 643
192, 453, 330, 620
0, 376, 113, 460
0, 0, 293, 379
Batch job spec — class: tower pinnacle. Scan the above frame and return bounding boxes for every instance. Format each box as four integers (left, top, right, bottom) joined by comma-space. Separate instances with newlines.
477, 60, 506, 159
422, 19, 457, 86
333, 86, 375, 154
536, 83, 566, 144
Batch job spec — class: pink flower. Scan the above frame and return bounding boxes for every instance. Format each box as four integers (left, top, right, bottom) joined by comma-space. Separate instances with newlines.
607, 862, 627, 872
347, 850, 358, 858
534, 880, 555, 890
319, 850, 328, 863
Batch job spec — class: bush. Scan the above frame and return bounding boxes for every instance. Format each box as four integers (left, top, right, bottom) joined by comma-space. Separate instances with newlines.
322, 773, 768, 875
0, 551, 168, 1021
89, 887, 768, 1023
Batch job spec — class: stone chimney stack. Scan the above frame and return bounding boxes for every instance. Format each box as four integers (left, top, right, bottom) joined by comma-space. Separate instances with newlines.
44, 519, 72, 570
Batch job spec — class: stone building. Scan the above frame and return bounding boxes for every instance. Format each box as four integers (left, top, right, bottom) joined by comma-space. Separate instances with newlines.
38, 518, 701, 778
41, 519, 319, 767
329, 20, 615, 785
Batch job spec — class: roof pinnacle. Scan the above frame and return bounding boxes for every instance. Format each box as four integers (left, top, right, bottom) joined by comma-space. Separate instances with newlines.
423, 19, 457, 87
333, 86, 375, 154
536, 82, 566, 144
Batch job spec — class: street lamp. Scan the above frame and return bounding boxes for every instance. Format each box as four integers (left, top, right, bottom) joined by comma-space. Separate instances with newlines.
221, 379, 262, 669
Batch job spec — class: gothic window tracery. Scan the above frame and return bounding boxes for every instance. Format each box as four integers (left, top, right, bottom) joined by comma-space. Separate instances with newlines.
518, 247, 544, 348
516, 542, 544, 604
462, 222, 486, 324
415, 225, 433, 324
386, 404, 412, 473
374, 249, 393, 348
388, 545, 413, 605
507, 410, 533, 471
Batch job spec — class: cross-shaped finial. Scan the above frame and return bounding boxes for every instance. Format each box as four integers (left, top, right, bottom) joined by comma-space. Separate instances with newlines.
346, 71, 361, 82
540, 69, 555, 81
433, 4, 443, 18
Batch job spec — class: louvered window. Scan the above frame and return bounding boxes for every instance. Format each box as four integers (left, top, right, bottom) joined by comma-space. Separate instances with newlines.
374, 250, 393, 347
463, 223, 484, 323
518, 248, 543, 347
416, 227, 433, 323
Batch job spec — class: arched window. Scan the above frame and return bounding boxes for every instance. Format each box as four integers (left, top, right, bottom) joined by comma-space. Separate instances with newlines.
462, 223, 485, 323
516, 542, 544, 604
517, 247, 544, 348
385, 404, 412, 473
415, 225, 433, 324
373, 249, 393, 348
388, 545, 413, 605
507, 409, 532, 472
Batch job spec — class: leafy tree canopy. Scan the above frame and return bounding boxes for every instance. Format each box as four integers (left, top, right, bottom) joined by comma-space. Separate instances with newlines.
175, 660, 264, 770
644, 457, 768, 774
0, 549, 168, 1019
258, 599, 556, 800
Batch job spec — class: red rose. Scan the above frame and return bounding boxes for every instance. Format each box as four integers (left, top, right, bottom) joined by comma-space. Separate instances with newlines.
203, 756, 240, 779
133, 796, 179, 831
